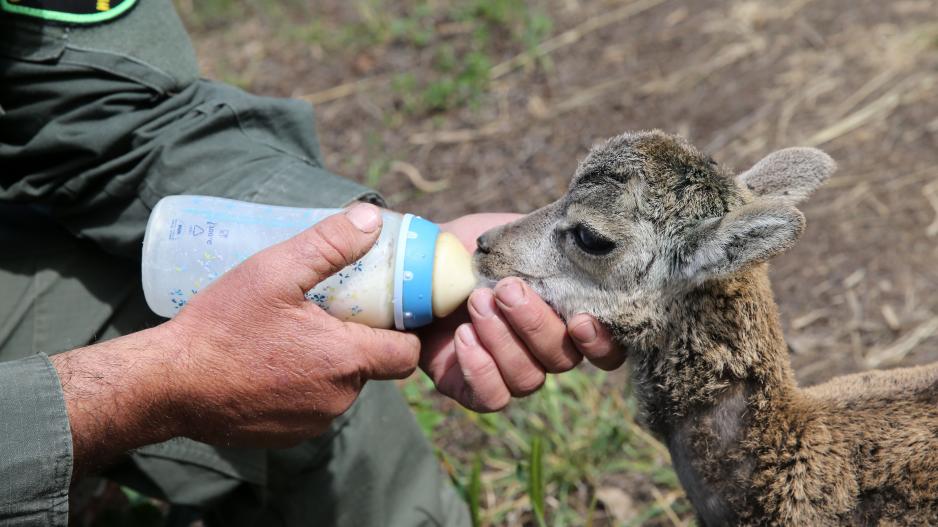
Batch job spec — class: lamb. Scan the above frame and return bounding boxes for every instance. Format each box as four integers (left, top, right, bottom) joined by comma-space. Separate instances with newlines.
473, 130, 938, 526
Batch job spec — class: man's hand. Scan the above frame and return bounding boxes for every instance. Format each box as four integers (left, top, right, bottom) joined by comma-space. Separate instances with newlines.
51, 204, 420, 477
419, 213, 625, 412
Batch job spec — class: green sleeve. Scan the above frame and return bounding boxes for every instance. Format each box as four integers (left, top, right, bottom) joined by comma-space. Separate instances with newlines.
0, 354, 72, 526
0, 57, 380, 258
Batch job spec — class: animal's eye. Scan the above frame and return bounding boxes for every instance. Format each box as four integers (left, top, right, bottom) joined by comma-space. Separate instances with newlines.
572, 224, 615, 255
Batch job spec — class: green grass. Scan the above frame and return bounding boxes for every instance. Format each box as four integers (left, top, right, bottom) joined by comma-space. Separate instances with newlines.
89, 369, 691, 526
175, 0, 305, 30
177, 0, 556, 117
402, 368, 691, 526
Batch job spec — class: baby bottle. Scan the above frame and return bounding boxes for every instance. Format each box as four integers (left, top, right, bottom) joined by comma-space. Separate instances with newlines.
141, 195, 477, 330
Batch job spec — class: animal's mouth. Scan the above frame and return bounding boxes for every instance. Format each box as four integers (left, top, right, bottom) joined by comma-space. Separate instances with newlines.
474, 261, 552, 288
471, 251, 497, 284
472, 251, 515, 283
473, 269, 546, 290
472, 251, 557, 305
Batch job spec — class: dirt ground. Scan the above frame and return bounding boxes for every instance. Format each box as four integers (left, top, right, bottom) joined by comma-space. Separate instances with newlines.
179, 0, 938, 523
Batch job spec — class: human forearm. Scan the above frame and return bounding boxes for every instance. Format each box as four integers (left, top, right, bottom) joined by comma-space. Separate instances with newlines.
49, 325, 183, 481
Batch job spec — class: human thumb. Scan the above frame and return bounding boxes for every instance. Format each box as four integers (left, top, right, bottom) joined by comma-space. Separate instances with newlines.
263, 203, 383, 295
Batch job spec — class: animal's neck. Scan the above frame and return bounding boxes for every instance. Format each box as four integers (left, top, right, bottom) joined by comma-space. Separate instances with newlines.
623, 266, 799, 523
630, 265, 797, 437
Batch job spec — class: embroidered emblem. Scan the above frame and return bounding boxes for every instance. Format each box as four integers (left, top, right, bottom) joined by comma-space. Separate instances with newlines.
1, 0, 138, 24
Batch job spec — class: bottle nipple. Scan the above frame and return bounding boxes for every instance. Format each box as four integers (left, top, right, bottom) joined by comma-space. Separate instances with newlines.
394, 215, 479, 329
431, 232, 477, 318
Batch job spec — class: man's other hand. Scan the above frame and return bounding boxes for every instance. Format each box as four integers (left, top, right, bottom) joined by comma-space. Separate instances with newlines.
419, 213, 625, 413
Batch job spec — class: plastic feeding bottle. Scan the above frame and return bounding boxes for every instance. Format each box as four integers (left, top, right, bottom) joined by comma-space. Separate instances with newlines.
141, 195, 477, 330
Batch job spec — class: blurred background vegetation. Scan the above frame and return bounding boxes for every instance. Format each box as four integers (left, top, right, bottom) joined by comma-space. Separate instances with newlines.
95, 0, 938, 525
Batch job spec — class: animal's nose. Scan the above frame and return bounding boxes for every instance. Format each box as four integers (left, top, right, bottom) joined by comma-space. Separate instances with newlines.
476, 232, 493, 254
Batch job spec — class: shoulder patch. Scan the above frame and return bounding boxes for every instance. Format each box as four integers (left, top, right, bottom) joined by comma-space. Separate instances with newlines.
1, 0, 138, 24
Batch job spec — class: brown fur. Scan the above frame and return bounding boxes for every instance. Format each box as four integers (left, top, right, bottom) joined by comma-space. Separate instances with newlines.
650, 268, 938, 526
475, 130, 938, 525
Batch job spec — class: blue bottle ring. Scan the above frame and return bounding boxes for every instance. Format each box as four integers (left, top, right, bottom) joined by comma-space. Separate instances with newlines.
393, 214, 439, 330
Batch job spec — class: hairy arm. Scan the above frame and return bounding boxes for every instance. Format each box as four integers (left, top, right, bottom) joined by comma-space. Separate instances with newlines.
49, 326, 182, 480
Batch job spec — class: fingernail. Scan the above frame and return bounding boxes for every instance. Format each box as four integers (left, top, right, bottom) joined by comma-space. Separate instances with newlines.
470, 289, 496, 318
345, 203, 381, 233
495, 279, 526, 307
570, 316, 597, 343
457, 324, 478, 346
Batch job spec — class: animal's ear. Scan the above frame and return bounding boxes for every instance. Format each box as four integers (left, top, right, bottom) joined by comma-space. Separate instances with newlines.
680, 203, 805, 280
736, 147, 836, 205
